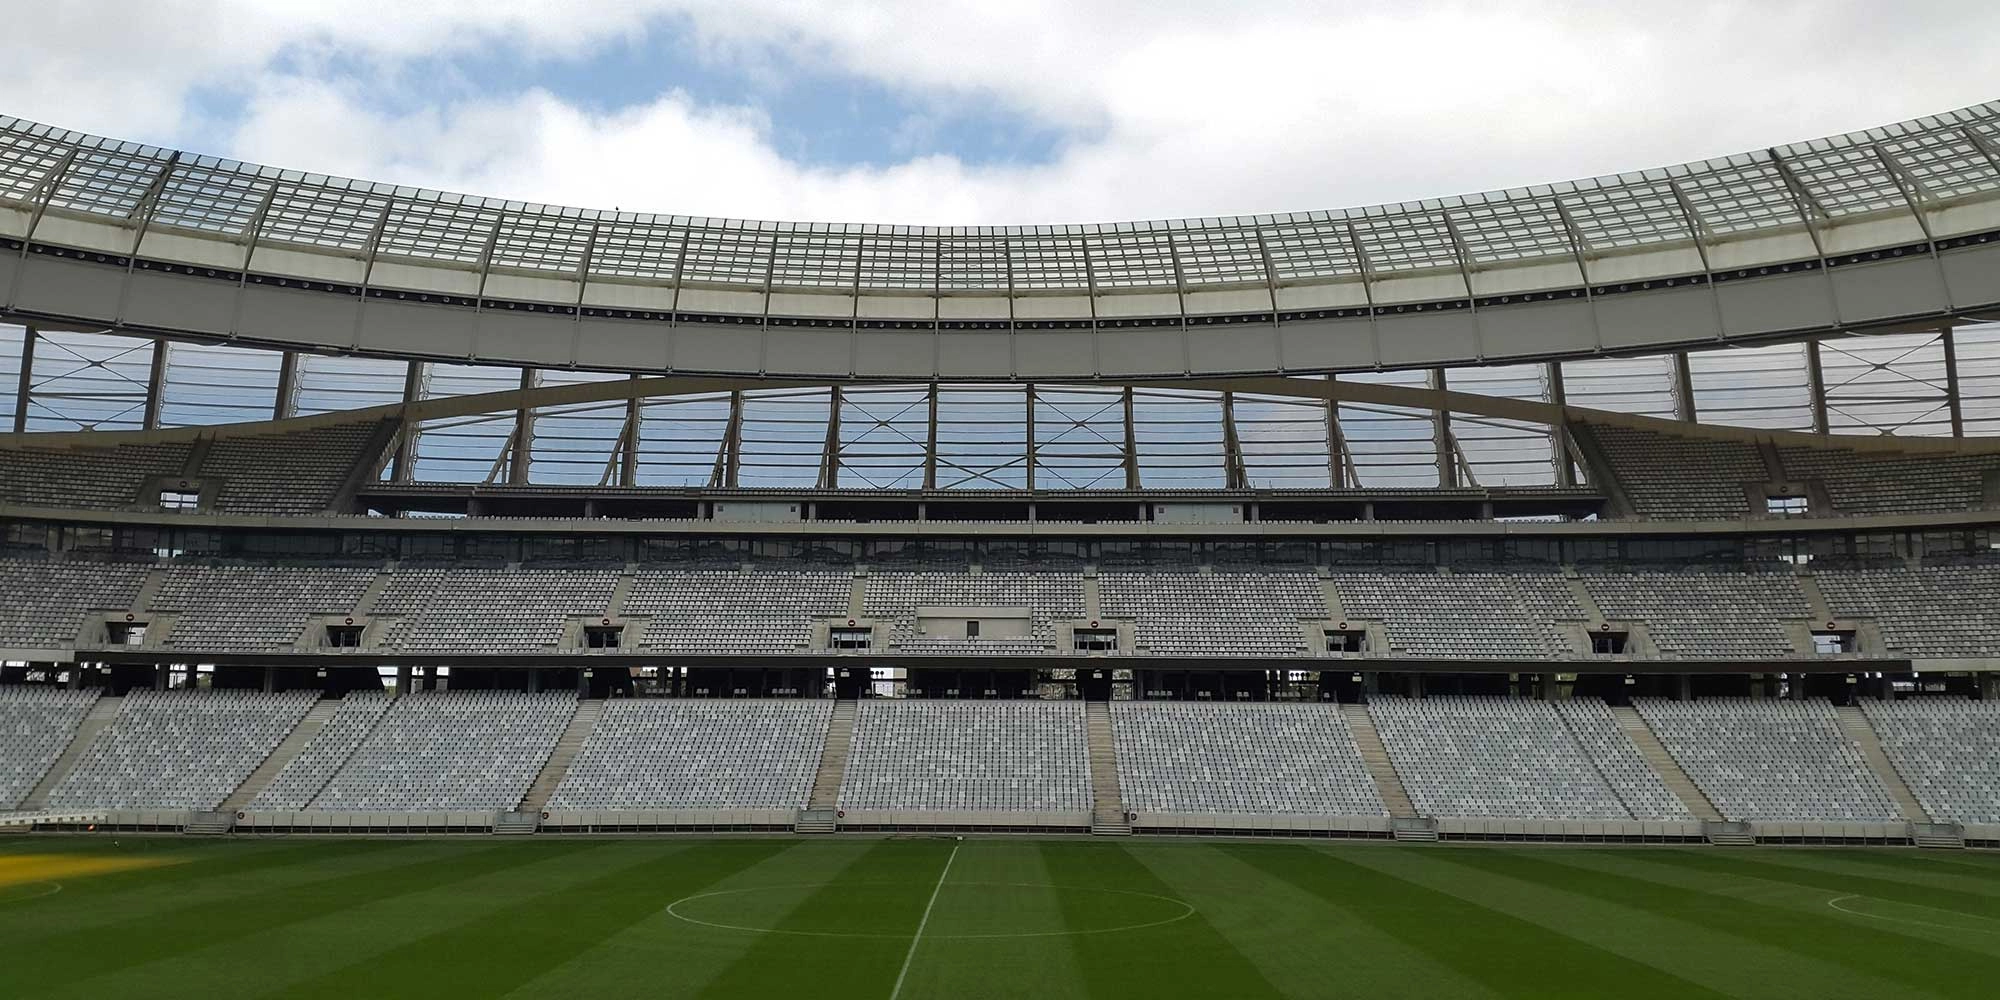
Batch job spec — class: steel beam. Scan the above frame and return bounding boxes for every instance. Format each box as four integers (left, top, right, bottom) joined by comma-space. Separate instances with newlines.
817, 386, 842, 489
1429, 368, 1457, 487
1805, 340, 1830, 435
1672, 351, 1698, 422
12, 325, 34, 433
1943, 326, 1966, 438
141, 337, 167, 429
923, 382, 939, 490
1546, 362, 1575, 486
272, 351, 298, 420
508, 368, 537, 484
389, 361, 425, 483
1121, 387, 1140, 490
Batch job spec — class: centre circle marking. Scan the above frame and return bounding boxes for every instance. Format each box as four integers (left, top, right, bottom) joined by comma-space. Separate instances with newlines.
665, 880, 1196, 939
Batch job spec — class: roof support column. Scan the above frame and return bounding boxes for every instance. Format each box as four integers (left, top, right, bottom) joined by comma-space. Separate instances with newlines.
272, 351, 299, 420
710, 389, 744, 488
1429, 368, 1457, 488
1323, 373, 1351, 488
817, 386, 842, 489
389, 360, 426, 483
619, 374, 641, 487
1024, 383, 1037, 492
1943, 325, 1965, 439
1221, 390, 1248, 490
923, 382, 939, 491
1546, 362, 1574, 487
141, 338, 167, 429
12, 324, 34, 433
1121, 387, 1140, 490
508, 368, 538, 484
1672, 351, 1697, 422
1805, 340, 1830, 435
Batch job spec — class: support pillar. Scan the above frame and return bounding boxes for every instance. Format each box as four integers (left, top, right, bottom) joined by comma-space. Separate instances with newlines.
13, 324, 34, 432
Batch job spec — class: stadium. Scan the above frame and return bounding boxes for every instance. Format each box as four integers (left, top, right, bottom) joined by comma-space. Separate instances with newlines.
4, 93, 2000, 999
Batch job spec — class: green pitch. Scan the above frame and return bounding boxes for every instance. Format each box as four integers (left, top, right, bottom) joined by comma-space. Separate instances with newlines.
4, 836, 1999, 999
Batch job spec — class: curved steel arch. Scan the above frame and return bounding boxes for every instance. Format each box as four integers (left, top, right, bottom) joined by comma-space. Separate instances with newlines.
3, 104, 2000, 377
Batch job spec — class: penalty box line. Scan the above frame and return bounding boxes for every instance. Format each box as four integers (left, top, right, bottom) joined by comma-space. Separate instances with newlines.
888, 840, 962, 1000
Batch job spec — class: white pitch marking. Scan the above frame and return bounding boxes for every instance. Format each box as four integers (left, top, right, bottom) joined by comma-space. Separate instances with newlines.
888, 841, 961, 1000
1825, 892, 2000, 935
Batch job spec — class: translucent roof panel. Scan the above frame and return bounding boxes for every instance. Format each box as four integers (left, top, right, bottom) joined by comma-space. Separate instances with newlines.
3, 101, 1998, 296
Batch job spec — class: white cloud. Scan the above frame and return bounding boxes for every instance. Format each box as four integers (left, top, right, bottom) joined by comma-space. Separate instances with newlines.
5, 1, 2000, 224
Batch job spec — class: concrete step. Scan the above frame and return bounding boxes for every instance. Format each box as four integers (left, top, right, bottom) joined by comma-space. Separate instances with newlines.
1611, 705, 1724, 822
184, 811, 234, 836
1341, 703, 1418, 819
1835, 705, 1932, 823
492, 811, 540, 835
1913, 822, 1967, 850
807, 700, 858, 812
221, 698, 340, 812
1704, 820, 1757, 846
18, 695, 122, 811
519, 700, 606, 813
1085, 701, 1130, 835
795, 808, 837, 834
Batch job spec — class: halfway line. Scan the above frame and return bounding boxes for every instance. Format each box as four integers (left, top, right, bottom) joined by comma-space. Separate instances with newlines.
889, 841, 961, 1000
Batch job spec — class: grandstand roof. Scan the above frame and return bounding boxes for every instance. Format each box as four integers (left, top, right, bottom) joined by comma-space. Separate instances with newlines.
5, 104, 2000, 377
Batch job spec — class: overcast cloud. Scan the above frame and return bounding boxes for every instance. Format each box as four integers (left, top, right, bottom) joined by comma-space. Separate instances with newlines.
4, 1, 1999, 224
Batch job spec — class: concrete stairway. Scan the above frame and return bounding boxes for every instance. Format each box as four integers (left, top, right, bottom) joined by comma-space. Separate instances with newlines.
184, 812, 235, 836
1834, 705, 1932, 823
1340, 703, 1418, 819
1085, 701, 1131, 836
798, 700, 858, 832
1611, 705, 1724, 822
519, 699, 606, 813
492, 812, 540, 835
221, 698, 341, 812
17, 696, 122, 811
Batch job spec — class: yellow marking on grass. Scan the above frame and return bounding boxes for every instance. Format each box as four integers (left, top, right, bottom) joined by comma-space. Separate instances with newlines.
0, 853, 175, 889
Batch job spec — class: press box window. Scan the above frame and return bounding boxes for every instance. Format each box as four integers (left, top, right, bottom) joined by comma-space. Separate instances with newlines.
1591, 630, 1629, 655
1765, 495, 1809, 517
1073, 628, 1119, 652
1324, 629, 1368, 654
583, 625, 623, 649
1812, 629, 1858, 654
158, 489, 200, 511
829, 627, 873, 650
325, 624, 364, 648
107, 621, 148, 645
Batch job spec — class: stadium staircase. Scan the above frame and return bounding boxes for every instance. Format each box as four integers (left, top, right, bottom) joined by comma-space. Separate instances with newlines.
797, 699, 857, 833
1339, 703, 1419, 820
184, 812, 234, 836
221, 698, 341, 812
1833, 705, 1933, 824
1085, 701, 1131, 836
492, 812, 540, 835
1610, 705, 1724, 822
17, 695, 122, 811
518, 699, 606, 814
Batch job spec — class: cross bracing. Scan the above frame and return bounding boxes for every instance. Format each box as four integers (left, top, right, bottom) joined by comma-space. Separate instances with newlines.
7, 322, 2000, 492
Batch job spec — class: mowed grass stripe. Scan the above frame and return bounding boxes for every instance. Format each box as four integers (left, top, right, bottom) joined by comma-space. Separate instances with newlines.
1137, 842, 1505, 1000
1439, 848, 1983, 999
1745, 849, 2000, 896
887, 841, 1092, 1000
1041, 841, 1285, 1000
500, 840, 889, 1000
697, 838, 955, 999
6, 840, 577, 992
1661, 851, 2000, 923
1232, 844, 1735, 1000
0, 839, 402, 937
1352, 846, 1900, 1000
36, 840, 653, 1000
265, 839, 794, 1000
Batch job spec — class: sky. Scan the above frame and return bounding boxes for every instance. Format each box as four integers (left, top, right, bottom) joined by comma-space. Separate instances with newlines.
4, 1, 2000, 226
